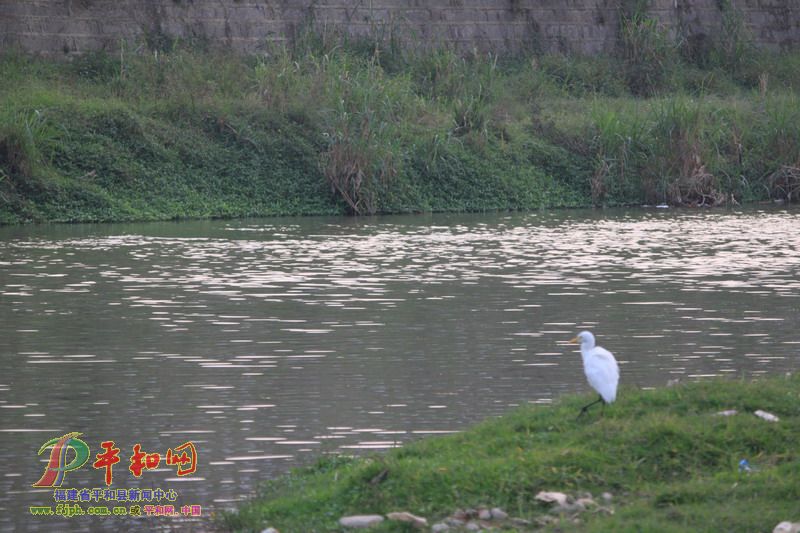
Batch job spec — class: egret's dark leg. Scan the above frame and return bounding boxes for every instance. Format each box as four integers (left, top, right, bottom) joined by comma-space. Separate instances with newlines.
577, 395, 604, 419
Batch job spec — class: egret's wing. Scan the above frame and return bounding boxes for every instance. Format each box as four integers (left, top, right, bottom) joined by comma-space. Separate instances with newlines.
584, 347, 619, 403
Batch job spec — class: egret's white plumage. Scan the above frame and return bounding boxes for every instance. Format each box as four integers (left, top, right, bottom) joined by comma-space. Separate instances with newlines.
569, 331, 619, 415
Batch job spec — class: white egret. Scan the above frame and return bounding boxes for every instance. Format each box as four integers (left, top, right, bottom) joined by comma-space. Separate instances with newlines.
568, 331, 619, 417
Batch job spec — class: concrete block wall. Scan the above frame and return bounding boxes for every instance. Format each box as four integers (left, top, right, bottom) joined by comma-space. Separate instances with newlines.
0, 0, 798, 57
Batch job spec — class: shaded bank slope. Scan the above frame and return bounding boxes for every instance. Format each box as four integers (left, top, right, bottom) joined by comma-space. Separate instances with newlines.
2, 36, 800, 223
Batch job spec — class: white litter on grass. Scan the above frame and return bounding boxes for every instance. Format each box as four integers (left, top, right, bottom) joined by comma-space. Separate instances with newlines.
754, 410, 780, 422
773, 521, 800, 533
535, 491, 568, 506
339, 515, 384, 528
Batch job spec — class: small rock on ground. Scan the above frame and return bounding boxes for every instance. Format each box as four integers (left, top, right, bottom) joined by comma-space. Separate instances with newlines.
774, 522, 800, 533
550, 501, 585, 515
431, 523, 450, 532
490, 507, 508, 520
534, 516, 558, 526
576, 497, 597, 508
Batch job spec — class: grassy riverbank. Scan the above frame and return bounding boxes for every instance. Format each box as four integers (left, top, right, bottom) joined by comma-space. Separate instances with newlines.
220, 375, 800, 532
2, 22, 800, 223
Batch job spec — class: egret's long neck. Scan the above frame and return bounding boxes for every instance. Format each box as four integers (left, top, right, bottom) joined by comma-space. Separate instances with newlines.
580, 339, 595, 355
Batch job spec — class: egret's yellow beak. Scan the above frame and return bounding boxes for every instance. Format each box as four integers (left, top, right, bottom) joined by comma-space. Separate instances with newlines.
568, 336, 579, 344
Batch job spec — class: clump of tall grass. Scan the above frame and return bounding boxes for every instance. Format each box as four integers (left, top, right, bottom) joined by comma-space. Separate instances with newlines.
708, 0, 757, 83
248, 42, 512, 212
646, 97, 725, 205
588, 104, 650, 203
586, 92, 800, 206
404, 48, 500, 141
761, 94, 800, 166
451, 83, 491, 139
0, 108, 62, 193
316, 60, 402, 214
767, 165, 800, 201
408, 48, 474, 100
251, 45, 434, 213
538, 54, 626, 97
315, 53, 421, 213
747, 93, 800, 201
618, 11, 680, 96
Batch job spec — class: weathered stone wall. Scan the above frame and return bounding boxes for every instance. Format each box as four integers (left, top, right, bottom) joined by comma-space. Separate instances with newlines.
1, 0, 798, 57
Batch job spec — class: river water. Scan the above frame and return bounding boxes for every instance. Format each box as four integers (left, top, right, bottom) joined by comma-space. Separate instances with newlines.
1, 207, 799, 531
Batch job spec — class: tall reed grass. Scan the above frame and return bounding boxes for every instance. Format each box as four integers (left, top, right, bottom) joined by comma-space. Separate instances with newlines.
0, 108, 63, 195
2, 13, 800, 222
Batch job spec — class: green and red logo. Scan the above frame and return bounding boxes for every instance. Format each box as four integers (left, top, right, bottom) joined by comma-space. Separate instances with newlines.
33, 432, 198, 487
32, 432, 91, 488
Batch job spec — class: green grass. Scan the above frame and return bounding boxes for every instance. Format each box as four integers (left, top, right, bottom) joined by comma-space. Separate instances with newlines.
220, 374, 800, 532
2, 17, 800, 223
